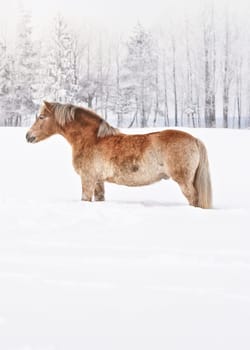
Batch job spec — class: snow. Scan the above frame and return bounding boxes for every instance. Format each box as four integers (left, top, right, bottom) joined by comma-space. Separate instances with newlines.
0, 127, 250, 350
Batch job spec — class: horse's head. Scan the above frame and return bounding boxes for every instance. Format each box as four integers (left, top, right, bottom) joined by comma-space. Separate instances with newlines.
26, 101, 59, 143
26, 101, 120, 145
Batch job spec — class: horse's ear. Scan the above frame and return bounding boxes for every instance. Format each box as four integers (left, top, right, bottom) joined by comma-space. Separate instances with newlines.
43, 100, 53, 113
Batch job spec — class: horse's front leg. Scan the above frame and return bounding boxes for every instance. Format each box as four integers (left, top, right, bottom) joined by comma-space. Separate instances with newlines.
81, 176, 95, 202
94, 181, 105, 201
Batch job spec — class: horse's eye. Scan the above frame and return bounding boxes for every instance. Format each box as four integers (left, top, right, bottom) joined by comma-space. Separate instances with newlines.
39, 115, 46, 120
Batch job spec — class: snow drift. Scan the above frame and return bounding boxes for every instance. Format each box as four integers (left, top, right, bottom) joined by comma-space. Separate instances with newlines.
0, 127, 249, 350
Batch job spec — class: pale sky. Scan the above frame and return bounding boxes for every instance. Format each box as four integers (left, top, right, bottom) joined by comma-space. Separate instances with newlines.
0, 0, 250, 40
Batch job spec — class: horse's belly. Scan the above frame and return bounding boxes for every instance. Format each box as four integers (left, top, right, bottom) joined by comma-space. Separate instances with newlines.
106, 165, 168, 186
111, 175, 167, 186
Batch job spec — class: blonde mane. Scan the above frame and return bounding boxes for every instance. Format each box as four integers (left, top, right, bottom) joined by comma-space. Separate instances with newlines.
48, 102, 120, 138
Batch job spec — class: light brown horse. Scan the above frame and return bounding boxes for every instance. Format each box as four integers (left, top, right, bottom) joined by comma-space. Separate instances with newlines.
26, 101, 212, 208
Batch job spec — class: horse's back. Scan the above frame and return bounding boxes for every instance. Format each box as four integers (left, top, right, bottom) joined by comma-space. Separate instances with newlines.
156, 128, 197, 144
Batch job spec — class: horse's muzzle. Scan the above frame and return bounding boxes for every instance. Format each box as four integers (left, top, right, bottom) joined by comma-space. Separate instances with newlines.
26, 132, 36, 143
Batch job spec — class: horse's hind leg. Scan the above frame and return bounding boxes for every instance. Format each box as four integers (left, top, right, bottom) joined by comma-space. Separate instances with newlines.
94, 181, 105, 201
179, 182, 198, 207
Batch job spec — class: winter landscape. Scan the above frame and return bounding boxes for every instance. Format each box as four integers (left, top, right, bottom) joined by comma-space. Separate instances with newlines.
0, 0, 250, 349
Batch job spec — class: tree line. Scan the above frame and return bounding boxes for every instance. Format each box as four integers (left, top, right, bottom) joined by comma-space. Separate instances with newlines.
0, 4, 250, 128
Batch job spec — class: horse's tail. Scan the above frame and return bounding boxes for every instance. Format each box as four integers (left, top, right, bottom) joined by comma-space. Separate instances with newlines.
194, 139, 212, 209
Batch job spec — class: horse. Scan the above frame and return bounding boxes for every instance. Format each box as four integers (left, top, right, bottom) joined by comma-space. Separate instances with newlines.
26, 101, 212, 208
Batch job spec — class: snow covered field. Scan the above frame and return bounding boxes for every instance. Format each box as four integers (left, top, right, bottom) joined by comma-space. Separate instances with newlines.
0, 127, 249, 350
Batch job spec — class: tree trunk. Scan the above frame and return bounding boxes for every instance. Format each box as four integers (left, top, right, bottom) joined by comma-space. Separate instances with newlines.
204, 5, 216, 128
87, 94, 93, 108
163, 50, 169, 126
172, 36, 178, 127
185, 17, 195, 127
223, 10, 230, 128
153, 59, 159, 126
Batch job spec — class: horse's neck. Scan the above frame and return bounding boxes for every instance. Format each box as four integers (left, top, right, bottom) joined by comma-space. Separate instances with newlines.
59, 121, 98, 147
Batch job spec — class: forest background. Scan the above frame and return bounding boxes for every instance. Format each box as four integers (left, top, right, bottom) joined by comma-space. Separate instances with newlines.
0, 0, 249, 129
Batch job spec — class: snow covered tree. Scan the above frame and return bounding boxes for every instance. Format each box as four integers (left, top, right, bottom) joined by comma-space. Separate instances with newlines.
122, 23, 157, 127
76, 37, 99, 108
234, 39, 243, 129
0, 40, 13, 125
14, 10, 38, 125
182, 18, 200, 128
161, 48, 170, 126
171, 34, 178, 127
203, 4, 216, 128
221, 7, 234, 128
94, 39, 113, 119
77, 32, 113, 120
46, 15, 80, 103
108, 41, 131, 127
